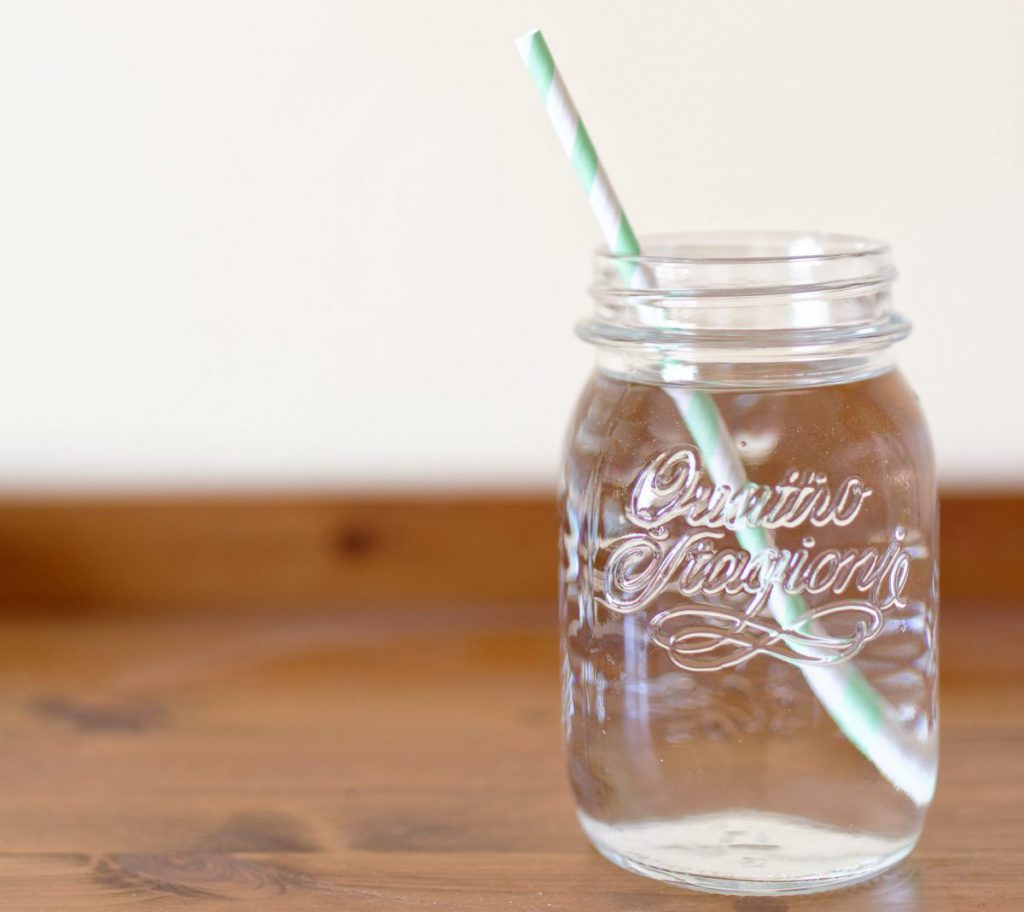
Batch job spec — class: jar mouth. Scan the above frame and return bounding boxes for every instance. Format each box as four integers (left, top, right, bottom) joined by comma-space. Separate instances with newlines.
594, 230, 896, 298
584, 230, 906, 353
602, 230, 890, 265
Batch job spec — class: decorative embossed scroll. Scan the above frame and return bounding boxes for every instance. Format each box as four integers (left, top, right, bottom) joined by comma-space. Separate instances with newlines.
597, 446, 912, 671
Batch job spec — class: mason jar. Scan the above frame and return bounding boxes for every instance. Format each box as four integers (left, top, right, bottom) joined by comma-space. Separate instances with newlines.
560, 231, 938, 895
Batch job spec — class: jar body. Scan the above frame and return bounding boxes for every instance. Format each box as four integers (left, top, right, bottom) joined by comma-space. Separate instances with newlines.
560, 367, 938, 894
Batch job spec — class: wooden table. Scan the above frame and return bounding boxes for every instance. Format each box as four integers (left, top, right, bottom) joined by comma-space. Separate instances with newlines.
0, 602, 1020, 910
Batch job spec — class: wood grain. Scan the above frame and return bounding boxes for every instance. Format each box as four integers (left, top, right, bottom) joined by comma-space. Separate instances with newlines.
0, 601, 1020, 910
0, 494, 553, 615
939, 492, 1024, 602
0, 492, 1019, 615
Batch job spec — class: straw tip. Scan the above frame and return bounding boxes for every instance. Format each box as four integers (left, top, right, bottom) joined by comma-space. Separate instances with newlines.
513, 28, 542, 59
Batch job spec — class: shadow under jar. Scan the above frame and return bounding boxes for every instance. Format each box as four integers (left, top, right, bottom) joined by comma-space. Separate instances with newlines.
560, 232, 938, 896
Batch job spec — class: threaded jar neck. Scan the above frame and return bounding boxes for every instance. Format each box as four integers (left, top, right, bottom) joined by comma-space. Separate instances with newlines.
581, 231, 910, 389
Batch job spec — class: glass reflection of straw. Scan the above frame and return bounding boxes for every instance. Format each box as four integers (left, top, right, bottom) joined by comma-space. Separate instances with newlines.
515, 28, 933, 805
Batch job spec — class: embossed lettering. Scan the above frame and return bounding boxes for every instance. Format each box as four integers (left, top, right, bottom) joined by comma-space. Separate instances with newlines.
628, 446, 872, 534
599, 446, 912, 671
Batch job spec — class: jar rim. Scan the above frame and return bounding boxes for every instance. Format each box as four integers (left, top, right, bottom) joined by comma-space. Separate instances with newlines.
594, 230, 896, 302
585, 229, 906, 364
598, 230, 891, 268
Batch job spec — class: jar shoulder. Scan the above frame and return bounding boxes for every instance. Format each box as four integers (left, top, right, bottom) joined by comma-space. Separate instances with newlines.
562, 368, 935, 511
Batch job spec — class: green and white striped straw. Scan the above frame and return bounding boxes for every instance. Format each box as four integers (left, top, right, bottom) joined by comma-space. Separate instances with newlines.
515, 27, 933, 805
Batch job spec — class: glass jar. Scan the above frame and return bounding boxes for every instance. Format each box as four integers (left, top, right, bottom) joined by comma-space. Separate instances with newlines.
560, 231, 938, 895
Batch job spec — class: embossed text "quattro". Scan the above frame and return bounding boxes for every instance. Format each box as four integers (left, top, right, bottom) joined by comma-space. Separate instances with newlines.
628, 446, 872, 532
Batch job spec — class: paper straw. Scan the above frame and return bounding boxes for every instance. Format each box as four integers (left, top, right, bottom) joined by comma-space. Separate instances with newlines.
515, 28, 933, 805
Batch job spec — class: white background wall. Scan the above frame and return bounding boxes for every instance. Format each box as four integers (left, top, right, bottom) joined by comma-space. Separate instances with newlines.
0, 0, 1021, 491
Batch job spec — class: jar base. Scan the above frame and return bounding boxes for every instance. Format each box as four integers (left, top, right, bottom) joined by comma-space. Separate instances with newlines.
578, 809, 918, 896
